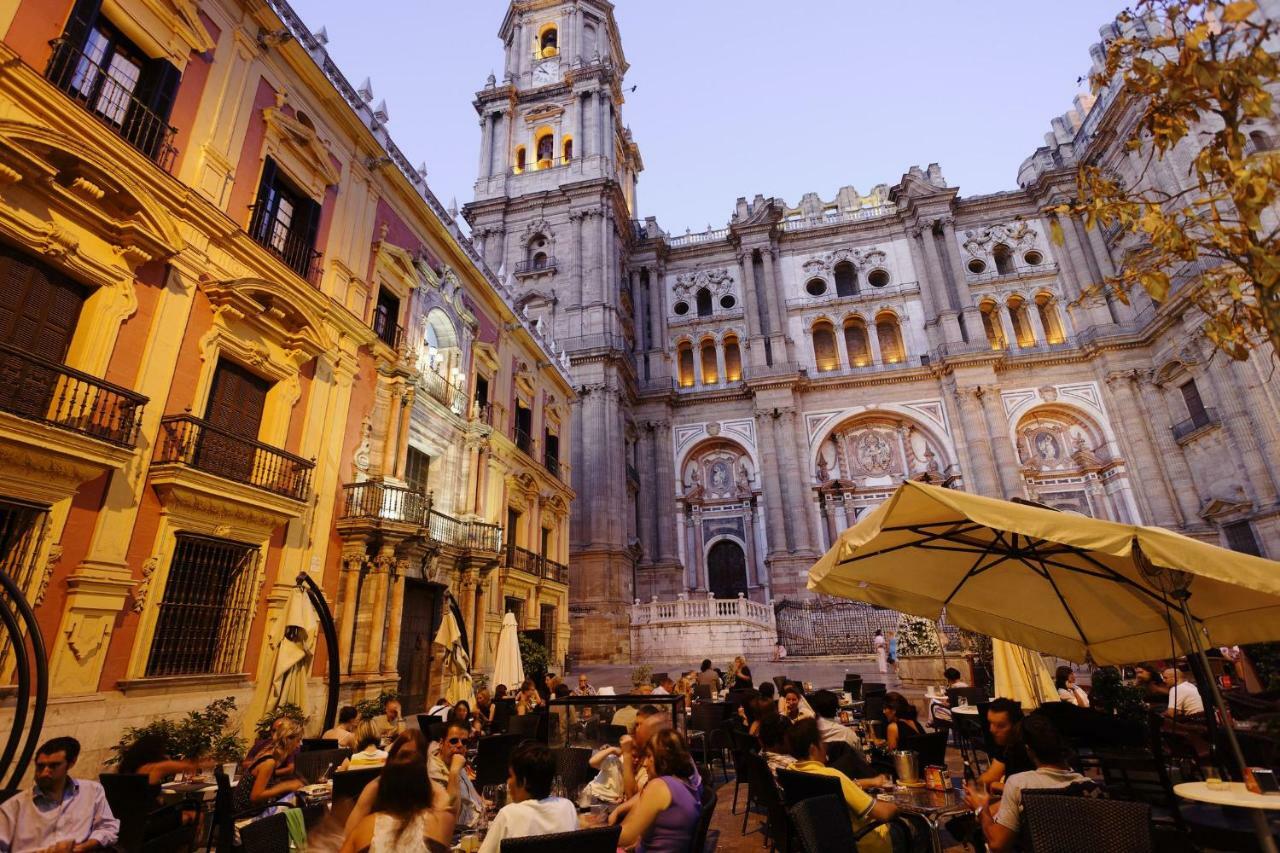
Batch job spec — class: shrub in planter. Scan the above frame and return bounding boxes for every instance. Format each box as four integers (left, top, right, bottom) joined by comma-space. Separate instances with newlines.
519, 634, 550, 683
355, 690, 401, 722
253, 702, 308, 739
107, 696, 247, 765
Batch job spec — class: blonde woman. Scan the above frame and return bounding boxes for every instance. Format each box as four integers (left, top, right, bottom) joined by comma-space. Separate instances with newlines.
727, 656, 747, 686
235, 718, 304, 812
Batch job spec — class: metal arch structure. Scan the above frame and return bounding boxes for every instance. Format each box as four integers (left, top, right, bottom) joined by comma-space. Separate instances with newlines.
295, 572, 340, 733
0, 567, 47, 789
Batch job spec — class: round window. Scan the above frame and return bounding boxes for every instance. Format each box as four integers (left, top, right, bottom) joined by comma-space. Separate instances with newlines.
720, 294, 737, 309
967, 259, 987, 274
1024, 250, 1044, 266
806, 279, 827, 296
673, 301, 689, 316
867, 269, 890, 288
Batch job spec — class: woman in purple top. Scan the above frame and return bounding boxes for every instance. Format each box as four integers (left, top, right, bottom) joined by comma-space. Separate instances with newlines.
617, 729, 701, 853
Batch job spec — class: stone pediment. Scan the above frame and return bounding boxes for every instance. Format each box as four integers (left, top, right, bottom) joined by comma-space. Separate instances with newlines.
262, 107, 342, 197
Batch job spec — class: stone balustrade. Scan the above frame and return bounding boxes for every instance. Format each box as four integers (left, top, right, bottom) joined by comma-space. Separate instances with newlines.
629, 593, 778, 662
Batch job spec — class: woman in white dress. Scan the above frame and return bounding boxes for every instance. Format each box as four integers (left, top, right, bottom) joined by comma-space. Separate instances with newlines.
340, 761, 455, 853
873, 629, 888, 674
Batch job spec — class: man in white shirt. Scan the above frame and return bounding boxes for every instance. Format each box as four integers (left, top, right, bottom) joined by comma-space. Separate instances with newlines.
321, 705, 360, 749
479, 742, 577, 853
651, 676, 674, 695
426, 696, 452, 719
1166, 667, 1206, 717
809, 690, 863, 751
0, 737, 119, 853
966, 716, 1094, 852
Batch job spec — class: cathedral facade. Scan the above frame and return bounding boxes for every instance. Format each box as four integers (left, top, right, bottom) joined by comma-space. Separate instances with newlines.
463, 1, 1280, 662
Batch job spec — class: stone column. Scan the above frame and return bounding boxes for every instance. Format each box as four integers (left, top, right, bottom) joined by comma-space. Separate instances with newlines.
952, 386, 1002, 496
385, 560, 407, 676
631, 269, 646, 350
692, 509, 707, 590
1025, 301, 1047, 345
977, 386, 1023, 498
649, 269, 664, 354
754, 408, 790, 555
940, 217, 986, 338
337, 552, 364, 674
478, 115, 491, 180
771, 408, 812, 552
1134, 375, 1203, 523
654, 421, 678, 563
683, 512, 697, 589
1000, 306, 1021, 351
916, 225, 965, 343
742, 505, 761, 587
472, 578, 489, 670
1203, 359, 1280, 506
836, 323, 852, 370
737, 251, 764, 342
715, 340, 727, 386
867, 322, 884, 365
364, 550, 394, 673
1103, 371, 1179, 526
760, 247, 790, 359
458, 571, 478, 647
785, 409, 821, 554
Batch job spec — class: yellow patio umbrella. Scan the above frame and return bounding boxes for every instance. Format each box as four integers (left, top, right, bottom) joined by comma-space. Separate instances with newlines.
434, 606, 475, 706
991, 639, 1057, 709
264, 585, 318, 716
808, 481, 1280, 665
808, 480, 1280, 853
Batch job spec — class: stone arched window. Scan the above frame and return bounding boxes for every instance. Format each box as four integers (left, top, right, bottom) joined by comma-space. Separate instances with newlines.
562, 137, 573, 163
515, 146, 527, 173
843, 318, 871, 367
536, 132, 554, 167
875, 312, 905, 364
1007, 296, 1035, 347
700, 338, 718, 384
812, 320, 840, 372
695, 287, 713, 317
834, 261, 858, 297
539, 26, 559, 59
993, 243, 1015, 275
676, 341, 695, 387
1035, 293, 1065, 344
423, 308, 461, 379
980, 300, 1006, 350
723, 334, 742, 382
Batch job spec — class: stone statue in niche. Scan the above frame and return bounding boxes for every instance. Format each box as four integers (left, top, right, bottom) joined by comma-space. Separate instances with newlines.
1034, 431, 1061, 462
815, 452, 830, 483
685, 465, 703, 500
736, 461, 752, 496
852, 430, 894, 476
710, 460, 731, 494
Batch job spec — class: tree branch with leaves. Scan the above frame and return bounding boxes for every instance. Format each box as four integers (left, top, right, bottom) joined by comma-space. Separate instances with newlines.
1051, 0, 1280, 359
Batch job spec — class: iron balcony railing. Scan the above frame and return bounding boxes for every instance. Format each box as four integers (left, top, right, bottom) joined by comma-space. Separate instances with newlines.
544, 454, 561, 479
156, 414, 314, 501
248, 203, 323, 283
515, 427, 534, 456
339, 481, 502, 552
1172, 409, 1219, 442
0, 341, 147, 447
420, 369, 467, 414
44, 38, 178, 170
515, 258, 557, 275
508, 544, 567, 583
372, 317, 404, 352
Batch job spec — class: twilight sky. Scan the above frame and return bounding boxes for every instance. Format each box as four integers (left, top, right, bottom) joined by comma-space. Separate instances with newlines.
289, 0, 1125, 233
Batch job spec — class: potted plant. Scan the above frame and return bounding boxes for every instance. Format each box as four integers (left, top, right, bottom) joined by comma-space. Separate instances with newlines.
252, 702, 309, 739
107, 696, 247, 766
894, 615, 949, 685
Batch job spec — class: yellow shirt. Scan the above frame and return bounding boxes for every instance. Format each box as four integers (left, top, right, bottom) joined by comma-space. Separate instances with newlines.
791, 761, 892, 853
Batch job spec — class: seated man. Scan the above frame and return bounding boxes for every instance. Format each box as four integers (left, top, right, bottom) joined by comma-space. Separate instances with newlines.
367, 697, 408, 742
429, 721, 486, 828
322, 705, 360, 749
1166, 665, 1205, 719
786, 719, 897, 853
0, 736, 119, 853
478, 742, 577, 853
965, 715, 1094, 853
930, 667, 969, 725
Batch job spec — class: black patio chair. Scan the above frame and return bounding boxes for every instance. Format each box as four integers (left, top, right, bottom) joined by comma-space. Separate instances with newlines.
898, 730, 949, 768
790, 793, 893, 853
300, 737, 339, 751
507, 712, 540, 740
842, 674, 863, 699
728, 728, 757, 814
500, 824, 621, 852
1092, 748, 1185, 831
294, 747, 348, 783
476, 733, 526, 788
691, 786, 718, 853
1022, 791, 1152, 853
861, 681, 887, 698
740, 750, 788, 848
693, 683, 713, 701
99, 772, 196, 853
776, 767, 843, 808
555, 745, 594, 798
331, 765, 381, 804
238, 811, 290, 853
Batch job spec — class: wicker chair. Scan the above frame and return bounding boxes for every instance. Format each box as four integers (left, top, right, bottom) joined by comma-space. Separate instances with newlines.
238, 812, 290, 853
499, 824, 621, 852
1022, 791, 1152, 853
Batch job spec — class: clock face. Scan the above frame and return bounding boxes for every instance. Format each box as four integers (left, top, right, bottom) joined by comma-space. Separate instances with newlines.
533, 59, 559, 85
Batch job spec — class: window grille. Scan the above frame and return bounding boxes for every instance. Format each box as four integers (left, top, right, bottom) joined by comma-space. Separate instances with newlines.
145, 534, 260, 677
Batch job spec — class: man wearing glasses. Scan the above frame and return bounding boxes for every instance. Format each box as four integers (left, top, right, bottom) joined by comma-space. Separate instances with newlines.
429, 722, 485, 828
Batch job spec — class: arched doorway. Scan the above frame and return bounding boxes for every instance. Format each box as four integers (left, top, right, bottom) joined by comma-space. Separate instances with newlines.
707, 540, 748, 599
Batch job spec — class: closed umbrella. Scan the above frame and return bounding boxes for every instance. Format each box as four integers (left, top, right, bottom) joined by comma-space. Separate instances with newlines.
266, 585, 318, 715
991, 639, 1057, 709
808, 480, 1280, 852
434, 607, 474, 706
491, 611, 525, 691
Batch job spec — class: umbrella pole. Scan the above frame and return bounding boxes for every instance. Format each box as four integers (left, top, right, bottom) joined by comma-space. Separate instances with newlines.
1174, 591, 1278, 853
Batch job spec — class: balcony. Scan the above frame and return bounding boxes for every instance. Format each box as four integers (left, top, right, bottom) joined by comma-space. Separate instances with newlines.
544, 454, 561, 479
0, 341, 146, 447
780, 204, 896, 233
1172, 409, 1220, 443
339, 481, 502, 552
44, 39, 177, 170
508, 544, 568, 584
515, 427, 534, 457
248, 203, 322, 284
373, 318, 404, 352
515, 258, 558, 276
420, 369, 466, 415
156, 414, 314, 501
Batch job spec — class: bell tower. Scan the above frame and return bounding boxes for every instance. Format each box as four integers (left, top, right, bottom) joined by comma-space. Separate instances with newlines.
464, 1, 642, 662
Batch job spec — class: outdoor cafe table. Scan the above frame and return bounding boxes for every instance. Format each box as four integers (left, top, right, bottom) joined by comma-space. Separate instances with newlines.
950, 705, 980, 716
1174, 781, 1280, 811
878, 784, 971, 853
